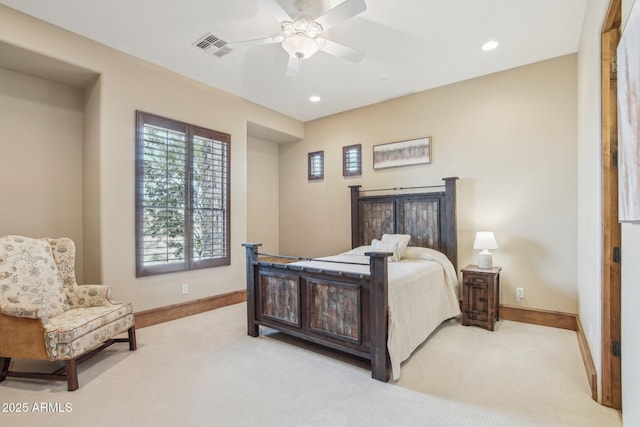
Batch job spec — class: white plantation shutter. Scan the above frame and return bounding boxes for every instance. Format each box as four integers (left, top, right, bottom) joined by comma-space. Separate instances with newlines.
141, 124, 187, 267
343, 144, 361, 176
308, 151, 324, 180
191, 134, 229, 265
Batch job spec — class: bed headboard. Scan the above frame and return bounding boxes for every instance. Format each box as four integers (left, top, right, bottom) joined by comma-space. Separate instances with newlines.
349, 177, 458, 270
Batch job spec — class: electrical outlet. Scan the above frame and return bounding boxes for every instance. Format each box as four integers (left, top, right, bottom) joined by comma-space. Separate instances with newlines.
516, 287, 524, 300
181, 284, 189, 295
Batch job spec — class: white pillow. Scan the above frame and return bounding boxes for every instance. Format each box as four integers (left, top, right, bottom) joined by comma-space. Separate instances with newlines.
371, 239, 400, 262
380, 234, 411, 259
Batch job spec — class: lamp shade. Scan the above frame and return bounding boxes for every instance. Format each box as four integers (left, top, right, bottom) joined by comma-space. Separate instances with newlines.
473, 231, 497, 269
473, 232, 498, 250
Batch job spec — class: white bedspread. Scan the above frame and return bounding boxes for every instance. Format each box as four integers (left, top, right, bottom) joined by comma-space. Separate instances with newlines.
291, 246, 461, 380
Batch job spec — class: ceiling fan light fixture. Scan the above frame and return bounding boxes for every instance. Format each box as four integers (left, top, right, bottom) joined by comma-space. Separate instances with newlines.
281, 32, 323, 59
232, 0, 366, 76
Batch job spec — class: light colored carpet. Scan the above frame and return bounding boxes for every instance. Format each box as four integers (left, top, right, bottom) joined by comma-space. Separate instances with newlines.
397, 319, 621, 426
0, 303, 621, 426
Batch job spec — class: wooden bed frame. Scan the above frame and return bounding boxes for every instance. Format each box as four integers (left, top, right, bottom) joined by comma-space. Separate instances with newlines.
243, 177, 458, 381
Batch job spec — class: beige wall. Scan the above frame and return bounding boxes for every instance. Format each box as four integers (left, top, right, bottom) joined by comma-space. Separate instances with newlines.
82, 77, 102, 284
280, 55, 578, 313
0, 67, 85, 282
247, 136, 280, 253
0, 5, 303, 311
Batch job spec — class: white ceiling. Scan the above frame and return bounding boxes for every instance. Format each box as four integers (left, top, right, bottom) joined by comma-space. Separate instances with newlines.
0, 0, 587, 122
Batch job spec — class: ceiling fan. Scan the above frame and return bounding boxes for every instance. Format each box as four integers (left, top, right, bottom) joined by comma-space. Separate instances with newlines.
227, 0, 367, 77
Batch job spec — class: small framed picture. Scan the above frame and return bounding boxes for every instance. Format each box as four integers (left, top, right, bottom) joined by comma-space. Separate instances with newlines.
373, 137, 431, 170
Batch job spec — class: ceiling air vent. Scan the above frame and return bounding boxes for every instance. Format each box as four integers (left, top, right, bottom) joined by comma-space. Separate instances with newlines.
192, 33, 231, 58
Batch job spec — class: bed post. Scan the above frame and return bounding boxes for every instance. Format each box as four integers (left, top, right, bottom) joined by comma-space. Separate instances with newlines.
242, 243, 261, 337
442, 177, 459, 270
349, 185, 362, 248
366, 251, 391, 381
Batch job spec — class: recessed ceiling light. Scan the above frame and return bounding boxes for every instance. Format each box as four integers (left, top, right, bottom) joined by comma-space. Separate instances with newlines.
309, 95, 321, 102
481, 40, 499, 51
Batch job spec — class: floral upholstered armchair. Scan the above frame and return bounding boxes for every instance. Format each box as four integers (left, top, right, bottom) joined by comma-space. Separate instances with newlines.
0, 235, 136, 391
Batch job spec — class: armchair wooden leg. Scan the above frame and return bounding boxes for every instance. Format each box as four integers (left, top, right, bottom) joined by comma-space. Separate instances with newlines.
128, 326, 137, 351
65, 360, 79, 391
0, 358, 10, 382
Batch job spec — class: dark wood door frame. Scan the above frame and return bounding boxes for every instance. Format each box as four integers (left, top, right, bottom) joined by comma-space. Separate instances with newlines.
601, 0, 622, 409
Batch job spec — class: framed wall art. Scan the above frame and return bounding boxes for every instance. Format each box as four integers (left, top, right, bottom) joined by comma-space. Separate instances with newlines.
373, 137, 431, 170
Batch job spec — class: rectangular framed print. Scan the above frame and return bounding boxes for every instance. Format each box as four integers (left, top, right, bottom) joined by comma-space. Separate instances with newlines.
373, 137, 431, 170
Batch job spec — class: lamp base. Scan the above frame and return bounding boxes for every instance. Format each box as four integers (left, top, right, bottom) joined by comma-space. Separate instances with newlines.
477, 252, 493, 269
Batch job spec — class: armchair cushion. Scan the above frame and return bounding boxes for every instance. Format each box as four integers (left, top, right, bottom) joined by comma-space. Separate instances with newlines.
44, 304, 134, 359
0, 236, 69, 317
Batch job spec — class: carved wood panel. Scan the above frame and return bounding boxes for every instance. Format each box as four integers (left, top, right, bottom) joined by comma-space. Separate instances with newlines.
401, 199, 440, 249
308, 280, 361, 342
260, 273, 300, 327
360, 201, 395, 244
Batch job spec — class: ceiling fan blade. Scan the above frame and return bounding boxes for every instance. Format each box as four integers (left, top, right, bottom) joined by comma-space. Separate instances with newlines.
315, 0, 367, 30
286, 55, 301, 77
257, 0, 292, 24
226, 36, 280, 50
322, 40, 364, 63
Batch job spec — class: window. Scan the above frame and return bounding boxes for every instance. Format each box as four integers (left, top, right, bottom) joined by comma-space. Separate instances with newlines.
135, 111, 230, 277
308, 151, 324, 180
343, 144, 362, 176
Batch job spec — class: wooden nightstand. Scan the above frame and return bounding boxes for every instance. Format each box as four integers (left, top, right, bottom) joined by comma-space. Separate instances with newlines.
461, 265, 502, 331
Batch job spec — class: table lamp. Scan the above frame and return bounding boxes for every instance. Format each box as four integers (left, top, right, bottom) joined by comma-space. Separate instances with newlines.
473, 231, 498, 269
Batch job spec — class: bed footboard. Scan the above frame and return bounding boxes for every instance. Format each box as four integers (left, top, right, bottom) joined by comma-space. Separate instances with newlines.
243, 243, 391, 381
